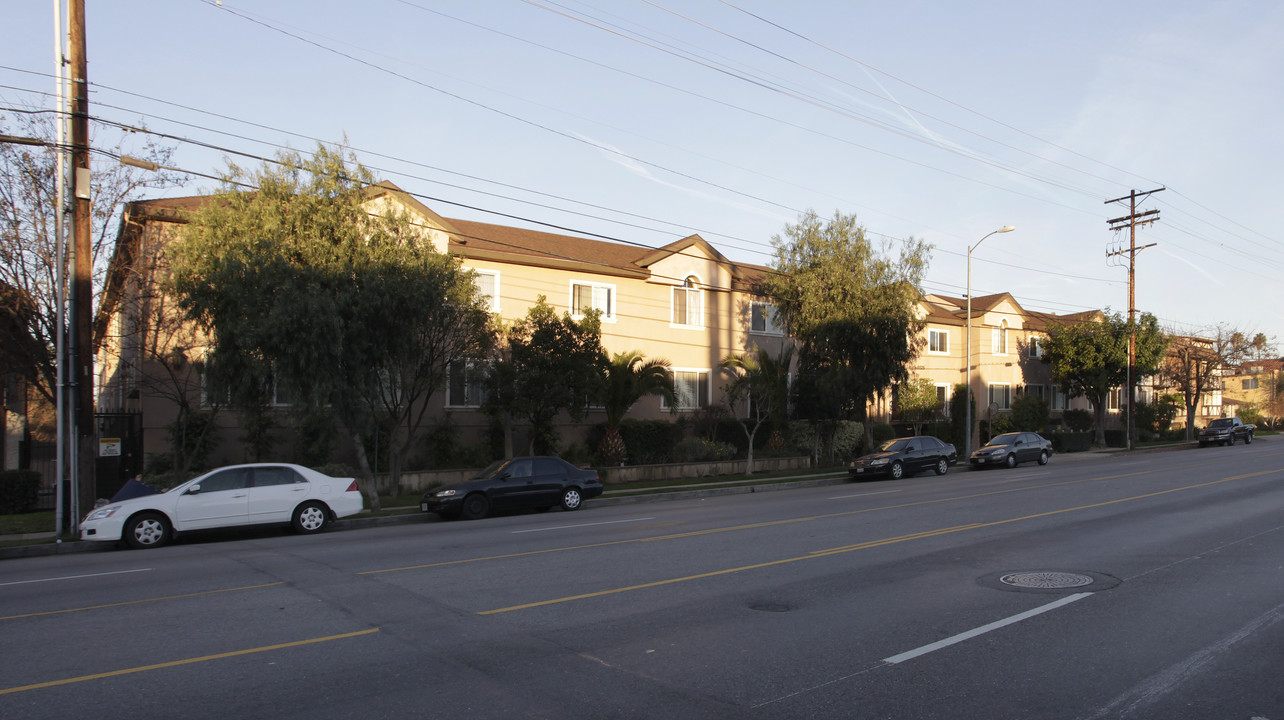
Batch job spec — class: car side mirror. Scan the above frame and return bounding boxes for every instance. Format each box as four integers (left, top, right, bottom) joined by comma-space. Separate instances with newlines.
906, 446, 915, 452
185, 484, 201, 495
498, 472, 510, 482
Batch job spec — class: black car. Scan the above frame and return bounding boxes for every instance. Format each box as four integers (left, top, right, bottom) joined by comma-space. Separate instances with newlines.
848, 435, 958, 480
969, 432, 1053, 469
420, 456, 603, 520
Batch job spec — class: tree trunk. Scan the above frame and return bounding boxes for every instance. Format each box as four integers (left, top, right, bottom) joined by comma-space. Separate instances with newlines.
598, 427, 627, 465
349, 428, 380, 512
1093, 402, 1108, 448
1184, 403, 1197, 441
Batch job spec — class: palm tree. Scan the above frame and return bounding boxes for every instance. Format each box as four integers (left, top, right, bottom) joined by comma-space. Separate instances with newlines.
599, 350, 676, 464
721, 345, 794, 474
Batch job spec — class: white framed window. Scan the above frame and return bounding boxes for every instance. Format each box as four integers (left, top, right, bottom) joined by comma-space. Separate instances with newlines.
750, 301, 783, 335
468, 268, 500, 312
571, 281, 615, 321
1028, 336, 1044, 358
988, 383, 1012, 410
1243, 377, 1260, 390
664, 369, 710, 410
672, 276, 703, 328
935, 383, 951, 416
1051, 387, 1068, 411
928, 329, 949, 354
992, 320, 1009, 354
446, 360, 488, 408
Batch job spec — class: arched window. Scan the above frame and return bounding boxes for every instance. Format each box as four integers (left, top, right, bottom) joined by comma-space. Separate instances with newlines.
992, 320, 1009, 354
672, 276, 703, 327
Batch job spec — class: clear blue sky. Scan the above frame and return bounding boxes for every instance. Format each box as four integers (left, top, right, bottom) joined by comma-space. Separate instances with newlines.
5, 1, 1283, 348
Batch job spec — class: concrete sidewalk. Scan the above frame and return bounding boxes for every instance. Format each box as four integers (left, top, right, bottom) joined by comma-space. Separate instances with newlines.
0, 439, 1216, 560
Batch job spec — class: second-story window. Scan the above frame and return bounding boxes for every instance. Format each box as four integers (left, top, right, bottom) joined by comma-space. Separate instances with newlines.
469, 269, 500, 312
672, 276, 703, 328
928, 329, 949, 354
750, 301, 783, 335
1028, 336, 1044, 358
992, 320, 1009, 354
571, 281, 615, 321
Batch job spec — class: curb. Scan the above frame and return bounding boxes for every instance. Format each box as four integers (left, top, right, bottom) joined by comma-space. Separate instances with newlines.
1, 439, 1240, 561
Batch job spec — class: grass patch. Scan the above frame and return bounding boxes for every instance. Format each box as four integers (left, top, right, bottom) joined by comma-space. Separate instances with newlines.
0, 510, 55, 536
603, 466, 846, 494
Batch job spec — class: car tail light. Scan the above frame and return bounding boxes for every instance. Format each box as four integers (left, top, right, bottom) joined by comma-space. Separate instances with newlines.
346, 480, 359, 492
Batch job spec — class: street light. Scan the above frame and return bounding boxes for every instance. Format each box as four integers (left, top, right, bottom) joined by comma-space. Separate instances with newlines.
965, 226, 1016, 462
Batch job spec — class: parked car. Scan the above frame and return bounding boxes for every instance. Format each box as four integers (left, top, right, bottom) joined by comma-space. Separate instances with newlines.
969, 432, 1053, 469
848, 435, 958, 480
1198, 417, 1255, 447
80, 463, 364, 549
421, 456, 603, 520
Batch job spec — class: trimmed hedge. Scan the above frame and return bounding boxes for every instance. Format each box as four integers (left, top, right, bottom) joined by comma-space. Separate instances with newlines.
0, 469, 42, 515
1046, 432, 1092, 453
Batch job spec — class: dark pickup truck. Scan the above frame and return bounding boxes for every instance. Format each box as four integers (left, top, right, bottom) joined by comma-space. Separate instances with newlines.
1198, 417, 1255, 447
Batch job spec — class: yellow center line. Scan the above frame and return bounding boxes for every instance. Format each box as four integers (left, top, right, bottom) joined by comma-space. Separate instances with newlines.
362, 470, 1161, 576
0, 582, 285, 622
0, 628, 379, 696
480, 468, 1283, 615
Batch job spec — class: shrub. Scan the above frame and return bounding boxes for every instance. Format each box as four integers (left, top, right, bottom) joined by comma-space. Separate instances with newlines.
1046, 432, 1093, 453
618, 420, 685, 464
831, 421, 864, 460
1238, 403, 1263, 427
871, 422, 896, 445
0, 469, 41, 514
1012, 394, 1050, 432
1062, 409, 1093, 433
672, 437, 737, 462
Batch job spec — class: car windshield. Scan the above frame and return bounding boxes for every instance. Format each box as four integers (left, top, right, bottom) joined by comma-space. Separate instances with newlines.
472, 459, 510, 479
986, 433, 1020, 447
880, 439, 910, 452
1208, 418, 1233, 428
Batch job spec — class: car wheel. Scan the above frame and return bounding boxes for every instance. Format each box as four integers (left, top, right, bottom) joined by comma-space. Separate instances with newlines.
460, 493, 489, 520
889, 461, 904, 480
1226, 434, 1235, 446
1038, 450, 1049, 466
124, 512, 170, 549
291, 501, 329, 534
934, 458, 949, 476
560, 487, 583, 511
1245, 433, 1253, 445
1005, 453, 1018, 468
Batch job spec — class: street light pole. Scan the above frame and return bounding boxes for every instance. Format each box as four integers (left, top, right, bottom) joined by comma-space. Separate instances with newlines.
965, 226, 1015, 462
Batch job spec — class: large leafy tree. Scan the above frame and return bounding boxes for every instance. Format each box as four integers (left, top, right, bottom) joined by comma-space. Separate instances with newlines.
896, 377, 940, 436
1, 109, 183, 410
168, 144, 492, 508
1042, 311, 1166, 447
598, 350, 675, 465
721, 345, 794, 474
762, 210, 930, 450
485, 297, 605, 457
1160, 325, 1257, 440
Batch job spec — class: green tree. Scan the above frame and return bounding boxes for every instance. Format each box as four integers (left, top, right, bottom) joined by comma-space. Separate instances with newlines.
1042, 311, 1166, 447
896, 377, 940, 436
485, 297, 605, 456
721, 345, 794, 474
762, 210, 930, 451
169, 144, 492, 508
598, 350, 675, 465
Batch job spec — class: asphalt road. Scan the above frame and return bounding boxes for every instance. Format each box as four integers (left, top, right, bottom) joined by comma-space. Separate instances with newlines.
2, 441, 1282, 719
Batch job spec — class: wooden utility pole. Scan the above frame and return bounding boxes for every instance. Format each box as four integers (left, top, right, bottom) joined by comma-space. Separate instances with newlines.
69, 0, 95, 518
1106, 187, 1164, 450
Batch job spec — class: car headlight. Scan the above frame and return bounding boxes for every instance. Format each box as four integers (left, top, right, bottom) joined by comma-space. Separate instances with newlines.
435, 489, 458, 498
870, 458, 889, 466
84, 506, 120, 522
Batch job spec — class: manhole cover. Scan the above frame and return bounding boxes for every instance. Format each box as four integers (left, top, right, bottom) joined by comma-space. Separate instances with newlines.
1000, 571, 1095, 589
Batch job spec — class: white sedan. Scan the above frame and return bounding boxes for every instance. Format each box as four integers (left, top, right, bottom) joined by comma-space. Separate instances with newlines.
81, 463, 365, 549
